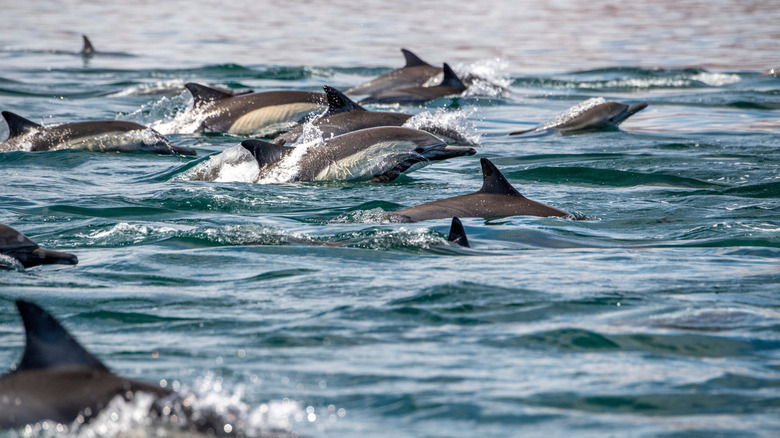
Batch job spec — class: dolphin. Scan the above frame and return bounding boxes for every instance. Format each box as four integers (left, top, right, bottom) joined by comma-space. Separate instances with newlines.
242, 126, 476, 182
390, 158, 570, 222
346, 49, 443, 96
447, 217, 470, 248
0, 224, 78, 269
185, 82, 326, 135
272, 86, 476, 146
360, 63, 468, 106
77, 35, 133, 58
0, 301, 232, 435
509, 102, 648, 136
0, 111, 195, 155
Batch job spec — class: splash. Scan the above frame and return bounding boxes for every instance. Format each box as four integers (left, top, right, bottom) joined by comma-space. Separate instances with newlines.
107, 79, 186, 97
255, 136, 321, 184
182, 145, 261, 183
537, 97, 607, 130
404, 108, 480, 146
122, 92, 205, 135
0, 253, 25, 271
456, 58, 512, 98
691, 72, 741, 87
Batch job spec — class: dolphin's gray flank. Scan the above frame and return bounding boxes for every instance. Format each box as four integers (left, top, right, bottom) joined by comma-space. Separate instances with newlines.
185, 82, 326, 135
359, 63, 468, 106
509, 102, 648, 136
345, 49, 443, 96
391, 158, 570, 222
0, 224, 78, 269
244, 126, 475, 182
0, 301, 233, 435
0, 111, 194, 155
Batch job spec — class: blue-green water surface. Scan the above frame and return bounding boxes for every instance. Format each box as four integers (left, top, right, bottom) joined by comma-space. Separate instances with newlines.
1, 1, 779, 437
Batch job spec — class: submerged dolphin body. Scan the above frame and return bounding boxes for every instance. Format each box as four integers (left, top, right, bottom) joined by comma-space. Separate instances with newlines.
272, 86, 476, 146
0, 111, 195, 155
0, 301, 231, 434
242, 126, 476, 182
509, 102, 648, 136
0, 224, 78, 269
346, 49, 443, 96
391, 158, 570, 222
185, 83, 326, 135
360, 64, 468, 106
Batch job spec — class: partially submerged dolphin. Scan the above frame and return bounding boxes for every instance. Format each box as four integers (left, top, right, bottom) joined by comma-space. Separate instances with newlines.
185, 82, 325, 135
391, 158, 570, 222
0, 301, 231, 434
447, 217, 470, 248
360, 63, 468, 106
0, 111, 195, 155
242, 126, 476, 182
509, 102, 648, 136
346, 49, 443, 96
272, 86, 476, 146
78, 35, 133, 58
0, 224, 78, 269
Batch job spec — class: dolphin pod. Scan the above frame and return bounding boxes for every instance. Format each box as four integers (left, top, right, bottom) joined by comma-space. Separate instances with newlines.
0, 111, 195, 155
360, 63, 468, 106
242, 126, 476, 182
391, 158, 570, 222
185, 82, 326, 135
272, 86, 477, 146
0, 301, 233, 434
509, 101, 648, 136
0, 224, 78, 269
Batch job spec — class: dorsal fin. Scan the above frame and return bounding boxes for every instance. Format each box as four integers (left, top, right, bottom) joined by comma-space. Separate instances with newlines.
478, 158, 524, 197
2, 111, 43, 138
241, 140, 293, 168
447, 217, 470, 248
401, 49, 432, 68
185, 83, 234, 109
14, 300, 108, 372
322, 85, 365, 116
440, 63, 467, 90
80, 35, 95, 55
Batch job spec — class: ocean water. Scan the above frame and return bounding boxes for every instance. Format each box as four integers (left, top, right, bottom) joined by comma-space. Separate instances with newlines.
1, 1, 780, 437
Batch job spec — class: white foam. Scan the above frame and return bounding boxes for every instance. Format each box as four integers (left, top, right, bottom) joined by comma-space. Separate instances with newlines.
692, 72, 741, 87
538, 97, 607, 130
404, 107, 480, 145
181, 145, 261, 183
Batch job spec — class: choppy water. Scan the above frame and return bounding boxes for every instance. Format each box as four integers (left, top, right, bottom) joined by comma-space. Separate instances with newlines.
1, 1, 780, 437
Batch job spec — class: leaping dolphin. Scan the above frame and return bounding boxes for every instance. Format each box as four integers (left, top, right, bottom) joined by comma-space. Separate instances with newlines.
0, 111, 195, 155
0, 301, 232, 434
509, 102, 648, 136
390, 158, 571, 222
272, 86, 476, 146
0, 224, 78, 269
360, 64, 468, 106
346, 49, 443, 96
185, 82, 326, 135
242, 126, 476, 182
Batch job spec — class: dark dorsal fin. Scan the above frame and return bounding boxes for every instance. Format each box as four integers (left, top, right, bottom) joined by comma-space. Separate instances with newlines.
440, 63, 467, 90
2, 111, 43, 138
447, 217, 470, 248
185, 83, 234, 109
478, 158, 524, 197
15, 300, 108, 372
322, 85, 365, 116
80, 35, 95, 55
241, 140, 293, 168
401, 49, 432, 68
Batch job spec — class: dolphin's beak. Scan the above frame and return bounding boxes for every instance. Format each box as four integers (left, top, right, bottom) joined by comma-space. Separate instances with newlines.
415, 144, 476, 161
29, 248, 79, 267
627, 102, 649, 116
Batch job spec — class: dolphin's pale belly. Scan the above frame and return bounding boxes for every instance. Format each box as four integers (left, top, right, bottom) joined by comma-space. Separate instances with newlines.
310, 140, 423, 181
227, 103, 322, 135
